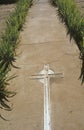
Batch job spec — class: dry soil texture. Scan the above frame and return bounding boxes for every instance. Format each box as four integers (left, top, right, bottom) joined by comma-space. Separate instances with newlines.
0, 0, 84, 130
0, 4, 15, 37
75, 0, 84, 14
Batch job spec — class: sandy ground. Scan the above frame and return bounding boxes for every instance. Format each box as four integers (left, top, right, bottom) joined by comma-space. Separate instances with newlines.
75, 0, 84, 14
0, 0, 84, 130
0, 4, 15, 36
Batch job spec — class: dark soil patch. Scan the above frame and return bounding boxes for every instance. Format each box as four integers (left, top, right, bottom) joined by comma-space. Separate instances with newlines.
0, 0, 17, 4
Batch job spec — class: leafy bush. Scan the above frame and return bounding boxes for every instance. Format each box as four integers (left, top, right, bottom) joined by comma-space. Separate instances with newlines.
53, 0, 84, 83
0, 0, 32, 110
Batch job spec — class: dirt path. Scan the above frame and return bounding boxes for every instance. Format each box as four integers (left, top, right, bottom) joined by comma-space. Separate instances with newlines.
0, 0, 84, 130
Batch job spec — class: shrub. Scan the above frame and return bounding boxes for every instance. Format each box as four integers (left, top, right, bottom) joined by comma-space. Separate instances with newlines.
0, 0, 32, 110
53, 0, 84, 83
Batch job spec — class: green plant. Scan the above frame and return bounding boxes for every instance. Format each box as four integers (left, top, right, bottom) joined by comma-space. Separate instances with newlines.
53, 0, 84, 83
0, 0, 32, 110
0, 68, 16, 110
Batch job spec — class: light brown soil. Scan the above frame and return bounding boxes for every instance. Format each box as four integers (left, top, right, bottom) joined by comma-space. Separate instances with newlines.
75, 0, 84, 14
0, 0, 84, 130
0, 4, 16, 36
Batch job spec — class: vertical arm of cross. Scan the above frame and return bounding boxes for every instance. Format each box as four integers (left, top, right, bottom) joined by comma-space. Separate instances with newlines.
29, 64, 64, 130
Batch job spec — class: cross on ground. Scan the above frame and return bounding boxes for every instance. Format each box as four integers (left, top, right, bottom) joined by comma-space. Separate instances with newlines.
30, 64, 64, 130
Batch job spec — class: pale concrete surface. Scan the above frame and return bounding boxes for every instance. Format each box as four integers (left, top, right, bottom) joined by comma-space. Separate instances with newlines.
0, 0, 84, 130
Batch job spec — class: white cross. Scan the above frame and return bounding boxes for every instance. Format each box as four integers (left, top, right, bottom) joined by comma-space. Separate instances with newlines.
30, 64, 64, 130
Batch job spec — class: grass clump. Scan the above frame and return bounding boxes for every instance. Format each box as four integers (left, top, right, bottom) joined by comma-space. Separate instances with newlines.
53, 0, 84, 83
0, 0, 32, 110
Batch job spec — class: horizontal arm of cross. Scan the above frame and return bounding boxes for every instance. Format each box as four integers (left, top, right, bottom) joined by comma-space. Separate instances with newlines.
29, 76, 45, 80
29, 72, 64, 80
